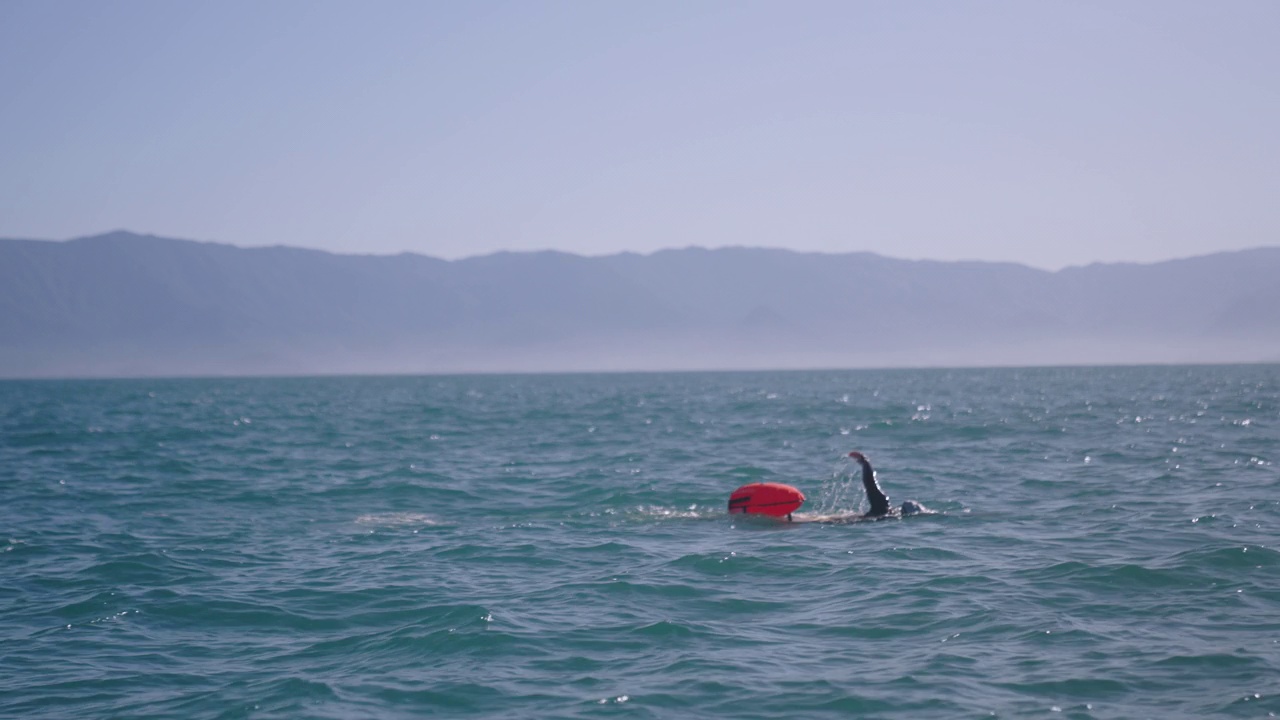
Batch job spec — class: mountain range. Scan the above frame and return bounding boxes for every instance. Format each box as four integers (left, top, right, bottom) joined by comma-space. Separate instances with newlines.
2, 231, 1278, 377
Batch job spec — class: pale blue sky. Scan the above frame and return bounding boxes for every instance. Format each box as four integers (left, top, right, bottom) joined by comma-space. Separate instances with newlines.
2, 0, 1277, 268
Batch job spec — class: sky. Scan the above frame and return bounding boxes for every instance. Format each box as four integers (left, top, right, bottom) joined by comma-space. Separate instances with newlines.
2, 0, 1278, 269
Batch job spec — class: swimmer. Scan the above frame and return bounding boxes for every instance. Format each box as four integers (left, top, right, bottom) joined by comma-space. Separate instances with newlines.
847, 451, 925, 519
730, 452, 928, 524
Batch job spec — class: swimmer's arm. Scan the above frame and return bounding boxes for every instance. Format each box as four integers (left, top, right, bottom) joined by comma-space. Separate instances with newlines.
852, 455, 890, 516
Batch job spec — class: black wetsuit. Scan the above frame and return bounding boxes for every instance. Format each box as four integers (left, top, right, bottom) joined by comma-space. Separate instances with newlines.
852, 455, 891, 517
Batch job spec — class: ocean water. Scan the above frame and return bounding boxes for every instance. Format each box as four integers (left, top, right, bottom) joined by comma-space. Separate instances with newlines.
2, 365, 1278, 719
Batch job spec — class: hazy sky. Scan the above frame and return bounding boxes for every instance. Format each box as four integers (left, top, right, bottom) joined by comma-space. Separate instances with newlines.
2, 1, 1278, 268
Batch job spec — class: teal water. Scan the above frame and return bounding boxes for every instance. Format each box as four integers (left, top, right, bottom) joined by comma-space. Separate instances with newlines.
3, 366, 1278, 719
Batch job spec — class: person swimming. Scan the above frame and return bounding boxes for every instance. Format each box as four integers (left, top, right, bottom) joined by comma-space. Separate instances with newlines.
847, 451, 925, 518
727, 451, 926, 523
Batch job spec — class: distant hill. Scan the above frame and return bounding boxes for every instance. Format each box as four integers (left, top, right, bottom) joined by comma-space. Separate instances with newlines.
2, 231, 1278, 377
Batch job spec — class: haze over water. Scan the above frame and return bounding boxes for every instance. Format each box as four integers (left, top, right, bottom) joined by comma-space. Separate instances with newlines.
3, 365, 1278, 718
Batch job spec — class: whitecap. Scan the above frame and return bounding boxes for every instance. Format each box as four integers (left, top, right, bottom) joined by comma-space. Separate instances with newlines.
355, 512, 443, 527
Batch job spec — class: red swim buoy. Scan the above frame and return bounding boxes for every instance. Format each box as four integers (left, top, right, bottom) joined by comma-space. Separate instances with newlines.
727, 482, 805, 517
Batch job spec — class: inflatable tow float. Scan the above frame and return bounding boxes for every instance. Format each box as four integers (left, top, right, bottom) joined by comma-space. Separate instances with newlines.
727, 482, 805, 519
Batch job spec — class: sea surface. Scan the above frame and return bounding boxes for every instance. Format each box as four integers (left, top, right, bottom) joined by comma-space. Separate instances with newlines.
2, 365, 1278, 719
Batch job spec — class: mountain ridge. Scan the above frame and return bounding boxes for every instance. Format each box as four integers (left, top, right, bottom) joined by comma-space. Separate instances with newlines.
3, 231, 1278, 377
50, 229, 1280, 271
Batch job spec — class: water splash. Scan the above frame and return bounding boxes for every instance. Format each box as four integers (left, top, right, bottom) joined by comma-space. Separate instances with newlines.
811, 460, 864, 515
